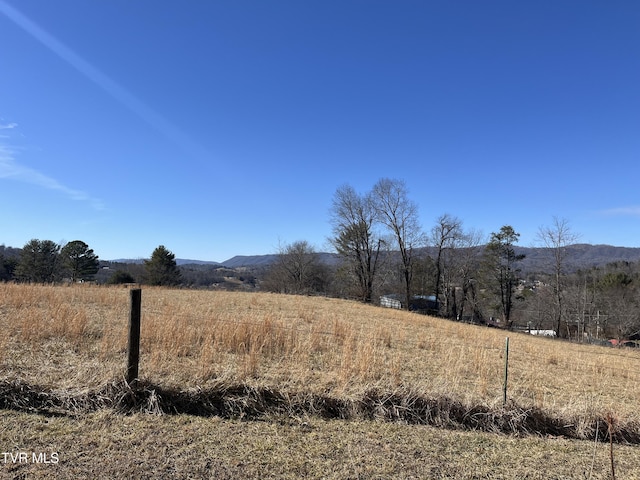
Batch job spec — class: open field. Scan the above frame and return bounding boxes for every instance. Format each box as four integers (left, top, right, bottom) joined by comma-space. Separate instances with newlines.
1, 283, 640, 477
2, 410, 640, 479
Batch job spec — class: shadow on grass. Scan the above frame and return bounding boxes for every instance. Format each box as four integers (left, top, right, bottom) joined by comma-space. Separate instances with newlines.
1, 379, 638, 444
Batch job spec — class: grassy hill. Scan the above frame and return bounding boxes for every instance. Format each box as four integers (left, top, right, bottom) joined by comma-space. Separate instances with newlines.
1, 283, 639, 477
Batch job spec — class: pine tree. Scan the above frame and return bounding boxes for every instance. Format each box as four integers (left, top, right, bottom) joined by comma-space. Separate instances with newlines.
144, 245, 181, 286
483, 225, 525, 328
60, 240, 100, 282
15, 239, 61, 283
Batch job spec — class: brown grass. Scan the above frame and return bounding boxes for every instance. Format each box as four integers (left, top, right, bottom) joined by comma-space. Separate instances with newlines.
2, 283, 640, 438
3, 409, 640, 479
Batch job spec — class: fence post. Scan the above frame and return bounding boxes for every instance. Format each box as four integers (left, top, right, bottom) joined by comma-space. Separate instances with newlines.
126, 288, 142, 385
503, 336, 509, 405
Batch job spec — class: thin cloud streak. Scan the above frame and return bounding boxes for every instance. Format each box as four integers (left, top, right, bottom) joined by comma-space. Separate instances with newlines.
0, 0, 209, 163
0, 4, 109, 212
0, 143, 105, 211
598, 206, 640, 217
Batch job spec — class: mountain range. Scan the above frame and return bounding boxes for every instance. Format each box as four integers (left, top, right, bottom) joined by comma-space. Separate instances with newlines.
110, 244, 640, 273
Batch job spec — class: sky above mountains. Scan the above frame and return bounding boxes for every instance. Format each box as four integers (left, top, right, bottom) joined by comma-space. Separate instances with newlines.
1, 1, 639, 262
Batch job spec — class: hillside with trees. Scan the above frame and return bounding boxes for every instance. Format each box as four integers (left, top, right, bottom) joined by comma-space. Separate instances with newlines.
3, 178, 640, 343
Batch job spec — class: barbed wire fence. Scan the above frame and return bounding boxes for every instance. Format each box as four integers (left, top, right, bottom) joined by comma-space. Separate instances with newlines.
120, 289, 640, 398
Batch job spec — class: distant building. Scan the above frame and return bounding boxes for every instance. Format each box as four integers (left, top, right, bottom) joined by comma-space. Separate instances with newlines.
379, 294, 438, 313
380, 294, 403, 309
528, 329, 557, 337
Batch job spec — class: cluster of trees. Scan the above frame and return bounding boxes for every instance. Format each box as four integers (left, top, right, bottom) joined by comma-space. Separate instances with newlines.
521, 260, 640, 341
2, 239, 101, 283
3, 177, 640, 342
0, 245, 19, 281
179, 264, 256, 289
2, 240, 254, 290
1, 241, 183, 287
261, 241, 331, 294
98, 245, 181, 286
263, 178, 640, 341
261, 179, 527, 326
328, 179, 421, 308
326, 178, 529, 327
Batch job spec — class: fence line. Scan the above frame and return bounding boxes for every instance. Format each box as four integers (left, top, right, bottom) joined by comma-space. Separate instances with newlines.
123, 293, 640, 388
2, 284, 640, 409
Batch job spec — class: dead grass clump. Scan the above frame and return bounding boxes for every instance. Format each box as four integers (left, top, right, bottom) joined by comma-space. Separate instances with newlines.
240, 342, 261, 379
3, 378, 640, 445
546, 355, 559, 366
15, 303, 88, 346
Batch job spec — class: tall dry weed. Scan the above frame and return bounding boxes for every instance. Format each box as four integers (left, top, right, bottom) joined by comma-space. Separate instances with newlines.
240, 341, 261, 379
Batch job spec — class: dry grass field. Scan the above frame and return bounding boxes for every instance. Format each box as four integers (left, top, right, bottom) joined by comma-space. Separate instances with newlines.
1, 283, 640, 478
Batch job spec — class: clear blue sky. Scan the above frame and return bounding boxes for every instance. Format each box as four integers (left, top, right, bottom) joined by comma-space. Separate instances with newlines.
1, 1, 639, 262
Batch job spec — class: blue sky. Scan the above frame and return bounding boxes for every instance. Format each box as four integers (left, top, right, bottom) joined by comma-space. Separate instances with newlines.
1, 1, 639, 262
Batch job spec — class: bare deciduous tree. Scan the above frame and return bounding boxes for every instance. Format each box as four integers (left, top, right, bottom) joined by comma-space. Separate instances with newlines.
455, 228, 485, 322
329, 184, 383, 303
537, 217, 579, 337
430, 213, 463, 317
264, 240, 328, 295
371, 178, 423, 310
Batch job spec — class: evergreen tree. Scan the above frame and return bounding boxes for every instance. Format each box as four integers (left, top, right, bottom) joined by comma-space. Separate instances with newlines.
15, 239, 61, 283
483, 226, 525, 328
144, 245, 181, 286
0, 253, 17, 281
60, 240, 100, 282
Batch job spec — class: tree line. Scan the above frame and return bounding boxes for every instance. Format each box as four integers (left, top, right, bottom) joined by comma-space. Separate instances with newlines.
3, 177, 640, 341
262, 179, 640, 342
1, 240, 251, 290
261, 179, 528, 326
1, 240, 100, 283
0, 241, 181, 287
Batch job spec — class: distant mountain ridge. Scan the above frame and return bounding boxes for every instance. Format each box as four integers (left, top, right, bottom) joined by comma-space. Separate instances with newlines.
110, 258, 222, 266
220, 252, 341, 269
221, 255, 279, 268
106, 244, 640, 273
219, 244, 640, 272
514, 244, 640, 273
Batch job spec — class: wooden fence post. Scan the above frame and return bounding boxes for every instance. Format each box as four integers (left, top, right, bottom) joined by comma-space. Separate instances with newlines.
126, 288, 142, 385
503, 336, 509, 405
